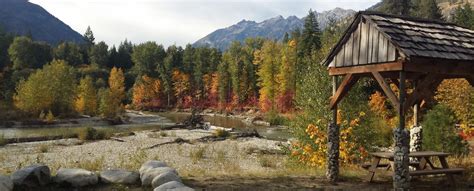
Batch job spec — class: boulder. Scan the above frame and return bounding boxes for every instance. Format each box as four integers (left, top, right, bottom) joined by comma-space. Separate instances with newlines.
151, 171, 182, 188
11, 164, 50, 188
154, 181, 194, 191
55, 168, 98, 187
100, 169, 139, 185
139, 161, 168, 176
141, 167, 177, 186
0, 175, 13, 191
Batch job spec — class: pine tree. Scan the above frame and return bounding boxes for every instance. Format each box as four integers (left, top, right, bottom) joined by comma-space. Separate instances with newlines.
453, 3, 474, 29
300, 9, 321, 56
282, 32, 289, 43
83, 26, 95, 47
417, 0, 444, 20
380, 0, 412, 16
90, 41, 109, 68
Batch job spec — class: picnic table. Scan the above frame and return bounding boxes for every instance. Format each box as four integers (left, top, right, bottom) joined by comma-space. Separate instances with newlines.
364, 151, 464, 185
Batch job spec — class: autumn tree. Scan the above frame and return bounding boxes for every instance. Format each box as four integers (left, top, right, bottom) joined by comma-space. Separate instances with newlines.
277, 40, 297, 112
435, 79, 474, 132
172, 70, 191, 108
255, 41, 281, 112
159, 45, 182, 107
75, 76, 97, 116
14, 59, 76, 116
109, 67, 125, 109
132, 75, 162, 109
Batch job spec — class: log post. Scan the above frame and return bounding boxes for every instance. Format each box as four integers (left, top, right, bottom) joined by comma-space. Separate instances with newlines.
327, 76, 340, 183
393, 71, 410, 189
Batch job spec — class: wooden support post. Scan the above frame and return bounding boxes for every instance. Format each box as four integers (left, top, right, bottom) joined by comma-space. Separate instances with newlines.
393, 71, 410, 189
413, 81, 419, 126
330, 74, 359, 109
372, 71, 400, 111
327, 76, 340, 183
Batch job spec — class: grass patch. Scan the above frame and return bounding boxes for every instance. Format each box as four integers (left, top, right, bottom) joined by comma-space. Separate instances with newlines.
190, 146, 206, 163
258, 154, 277, 168
213, 129, 229, 138
160, 131, 168, 137
0, 134, 6, 146
37, 144, 49, 153
76, 156, 105, 171
77, 127, 112, 141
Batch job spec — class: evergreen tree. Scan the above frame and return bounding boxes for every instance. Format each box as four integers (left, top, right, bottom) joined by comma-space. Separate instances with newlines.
159, 45, 181, 107
54, 42, 83, 66
380, 0, 412, 16
108, 46, 118, 68
116, 40, 133, 69
131, 42, 165, 77
453, 3, 474, 29
417, 0, 444, 20
300, 9, 321, 57
8, 36, 52, 70
83, 26, 95, 47
282, 32, 289, 43
89, 41, 109, 68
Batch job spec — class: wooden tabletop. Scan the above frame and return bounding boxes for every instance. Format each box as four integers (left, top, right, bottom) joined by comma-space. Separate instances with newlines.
370, 151, 451, 159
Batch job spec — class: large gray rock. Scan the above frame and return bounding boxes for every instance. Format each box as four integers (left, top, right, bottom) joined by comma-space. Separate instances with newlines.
0, 175, 13, 191
141, 167, 177, 186
154, 181, 194, 191
11, 164, 51, 188
55, 168, 98, 187
139, 161, 168, 176
100, 169, 139, 185
151, 171, 182, 188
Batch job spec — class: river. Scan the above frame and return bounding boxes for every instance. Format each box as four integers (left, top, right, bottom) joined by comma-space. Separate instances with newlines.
0, 111, 292, 141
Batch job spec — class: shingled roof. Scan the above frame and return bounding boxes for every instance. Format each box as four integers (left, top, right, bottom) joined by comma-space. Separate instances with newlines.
323, 11, 474, 66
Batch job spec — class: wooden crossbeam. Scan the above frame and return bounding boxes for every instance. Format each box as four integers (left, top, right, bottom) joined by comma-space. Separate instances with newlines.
404, 74, 443, 111
328, 61, 403, 76
372, 71, 400, 111
405, 58, 474, 76
330, 74, 360, 109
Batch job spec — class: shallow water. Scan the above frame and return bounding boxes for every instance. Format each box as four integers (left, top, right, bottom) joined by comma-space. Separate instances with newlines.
0, 111, 292, 141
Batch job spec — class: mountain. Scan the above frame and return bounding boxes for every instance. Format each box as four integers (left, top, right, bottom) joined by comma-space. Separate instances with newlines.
0, 0, 84, 44
194, 8, 356, 50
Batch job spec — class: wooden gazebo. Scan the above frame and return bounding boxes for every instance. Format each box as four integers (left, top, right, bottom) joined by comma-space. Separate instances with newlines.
322, 11, 474, 189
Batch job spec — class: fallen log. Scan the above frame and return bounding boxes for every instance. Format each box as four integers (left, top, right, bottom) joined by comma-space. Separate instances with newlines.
146, 138, 190, 149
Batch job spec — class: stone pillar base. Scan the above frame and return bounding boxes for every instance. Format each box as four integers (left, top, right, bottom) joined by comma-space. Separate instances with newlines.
393, 127, 410, 189
326, 123, 339, 182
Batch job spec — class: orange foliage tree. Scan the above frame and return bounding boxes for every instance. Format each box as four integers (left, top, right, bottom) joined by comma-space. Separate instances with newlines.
172, 69, 191, 108
132, 75, 162, 110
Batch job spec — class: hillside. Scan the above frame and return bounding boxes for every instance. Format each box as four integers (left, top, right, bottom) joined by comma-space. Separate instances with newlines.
193, 8, 356, 50
0, 0, 84, 44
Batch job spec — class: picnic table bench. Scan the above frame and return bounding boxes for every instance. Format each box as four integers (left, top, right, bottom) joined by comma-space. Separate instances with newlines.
364, 151, 464, 186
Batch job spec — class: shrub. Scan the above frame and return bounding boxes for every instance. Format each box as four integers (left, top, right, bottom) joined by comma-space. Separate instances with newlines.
45, 110, 55, 123
258, 155, 277, 168
190, 147, 206, 163
213, 129, 229, 138
265, 110, 287, 125
160, 131, 168, 137
38, 144, 49, 153
422, 104, 470, 156
0, 134, 6, 146
77, 127, 111, 141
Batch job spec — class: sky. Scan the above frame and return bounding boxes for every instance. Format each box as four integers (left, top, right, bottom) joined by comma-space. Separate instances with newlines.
29, 0, 380, 47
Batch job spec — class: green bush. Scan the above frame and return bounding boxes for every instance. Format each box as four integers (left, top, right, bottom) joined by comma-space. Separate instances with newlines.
213, 129, 229, 138
77, 127, 112, 141
0, 134, 6, 146
265, 110, 287, 125
422, 104, 470, 156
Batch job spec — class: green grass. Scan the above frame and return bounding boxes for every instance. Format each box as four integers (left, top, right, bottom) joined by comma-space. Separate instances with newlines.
0, 134, 6, 146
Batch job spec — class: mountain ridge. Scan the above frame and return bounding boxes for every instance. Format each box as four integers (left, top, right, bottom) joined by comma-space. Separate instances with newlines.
0, 0, 84, 44
193, 8, 356, 50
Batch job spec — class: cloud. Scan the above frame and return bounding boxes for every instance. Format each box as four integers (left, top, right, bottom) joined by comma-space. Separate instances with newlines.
30, 0, 380, 47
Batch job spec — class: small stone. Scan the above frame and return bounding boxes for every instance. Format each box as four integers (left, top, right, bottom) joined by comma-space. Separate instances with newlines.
100, 169, 139, 185
151, 171, 182, 188
139, 161, 168, 176
55, 168, 98, 187
154, 181, 194, 191
11, 164, 51, 188
0, 175, 13, 191
141, 167, 177, 186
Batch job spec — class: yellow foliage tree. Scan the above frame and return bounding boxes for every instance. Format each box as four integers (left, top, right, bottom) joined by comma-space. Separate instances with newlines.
435, 79, 474, 133
109, 67, 125, 105
75, 76, 97, 116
